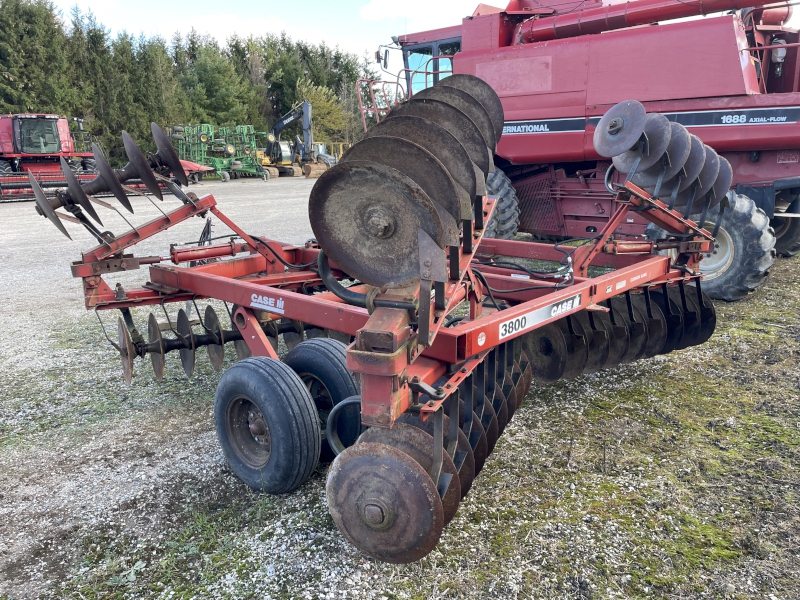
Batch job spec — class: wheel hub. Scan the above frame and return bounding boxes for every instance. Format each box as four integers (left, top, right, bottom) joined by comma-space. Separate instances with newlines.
700, 226, 735, 281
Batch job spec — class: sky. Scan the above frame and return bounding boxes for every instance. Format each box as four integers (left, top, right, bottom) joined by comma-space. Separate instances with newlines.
49, 0, 499, 76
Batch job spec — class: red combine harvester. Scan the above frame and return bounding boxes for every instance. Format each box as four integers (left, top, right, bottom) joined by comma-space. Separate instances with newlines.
0, 113, 97, 200
368, 0, 800, 300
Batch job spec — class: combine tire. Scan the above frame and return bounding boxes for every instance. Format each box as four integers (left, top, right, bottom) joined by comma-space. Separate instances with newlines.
772, 197, 800, 257
647, 193, 775, 301
0, 160, 12, 175
484, 169, 520, 239
284, 338, 360, 461
82, 158, 97, 173
214, 357, 321, 493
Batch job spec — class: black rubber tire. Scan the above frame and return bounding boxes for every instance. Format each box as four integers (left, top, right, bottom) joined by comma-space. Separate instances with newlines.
283, 338, 360, 462
0, 159, 12, 175
484, 168, 520, 239
172, 125, 185, 133
772, 197, 800, 257
82, 158, 97, 173
646, 193, 776, 302
171, 134, 184, 141
214, 357, 321, 494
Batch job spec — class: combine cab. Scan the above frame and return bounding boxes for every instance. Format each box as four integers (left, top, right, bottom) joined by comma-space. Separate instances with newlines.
368, 0, 800, 300
0, 113, 96, 200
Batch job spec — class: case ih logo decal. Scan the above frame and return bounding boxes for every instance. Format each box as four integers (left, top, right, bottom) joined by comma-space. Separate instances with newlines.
503, 117, 586, 135
498, 293, 582, 340
250, 293, 285, 314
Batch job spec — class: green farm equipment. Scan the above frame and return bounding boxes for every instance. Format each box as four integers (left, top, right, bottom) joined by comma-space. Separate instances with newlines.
171, 123, 268, 182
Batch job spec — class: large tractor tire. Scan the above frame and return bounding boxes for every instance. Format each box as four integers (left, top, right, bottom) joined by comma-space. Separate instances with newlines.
484, 169, 520, 239
0, 160, 12, 175
771, 196, 800, 257
647, 193, 776, 301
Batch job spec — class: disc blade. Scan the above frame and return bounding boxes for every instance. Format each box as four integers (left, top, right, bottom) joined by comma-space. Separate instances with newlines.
593, 100, 646, 158
648, 289, 684, 355
573, 311, 609, 375
468, 410, 489, 475
176, 308, 196, 378
118, 317, 135, 385
327, 442, 444, 564
415, 85, 496, 150
437, 73, 505, 143
387, 98, 490, 174
148, 312, 165, 382
341, 136, 466, 223
59, 157, 103, 225
29, 172, 71, 240
555, 315, 589, 378
122, 131, 162, 200
204, 305, 225, 372
92, 143, 134, 213
595, 307, 628, 370
363, 115, 477, 213
671, 286, 701, 351
358, 422, 461, 526
517, 347, 533, 399
631, 123, 691, 188
708, 156, 733, 212
308, 161, 446, 288
610, 296, 648, 363
151, 122, 189, 186
520, 322, 567, 383
612, 113, 671, 173
676, 135, 706, 192
694, 287, 717, 345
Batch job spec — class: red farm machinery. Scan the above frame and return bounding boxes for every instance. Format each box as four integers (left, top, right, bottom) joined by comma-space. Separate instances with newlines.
364, 0, 800, 301
34, 72, 725, 562
0, 113, 97, 200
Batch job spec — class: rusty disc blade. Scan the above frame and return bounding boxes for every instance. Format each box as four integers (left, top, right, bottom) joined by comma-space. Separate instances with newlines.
521, 322, 567, 383
397, 412, 476, 500
707, 157, 733, 211
358, 422, 461, 525
176, 308, 196, 378
469, 410, 489, 475
648, 289, 684, 355
29, 172, 71, 240
612, 113, 671, 173
595, 307, 628, 370
675, 135, 706, 193
517, 347, 533, 399
670, 286, 701, 351
573, 311, 609, 375
118, 317, 135, 386
504, 360, 523, 418
90, 143, 133, 213
148, 312, 165, 382
204, 305, 225, 372
388, 98, 490, 174
630, 293, 668, 358
474, 386, 500, 454
694, 287, 717, 345
631, 123, 691, 188
151, 122, 188, 186
493, 385, 509, 435
673, 145, 720, 207
59, 157, 102, 225
309, 161, 445, 288
555, 315, 589, 378
593, 100, 646, 158
326, 442, 444, 564
342, 136, 466, 222
610, 297, 648, 363
122, 131, 162, 200
437, 73, 504, 142
415, 85, 496, 150
365, 115, 477, 204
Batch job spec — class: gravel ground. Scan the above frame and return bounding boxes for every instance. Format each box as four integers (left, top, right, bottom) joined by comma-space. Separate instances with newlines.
0, 178, 798, 599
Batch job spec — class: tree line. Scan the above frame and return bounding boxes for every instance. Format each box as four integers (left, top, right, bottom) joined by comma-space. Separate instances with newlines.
0, 0, 374, 164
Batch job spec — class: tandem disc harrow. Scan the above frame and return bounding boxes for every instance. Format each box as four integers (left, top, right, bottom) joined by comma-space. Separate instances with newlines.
36, 78, 720, 565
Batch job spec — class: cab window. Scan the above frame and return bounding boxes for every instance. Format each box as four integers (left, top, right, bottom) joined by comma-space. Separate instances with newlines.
406, 45, 434, 94
403, 39, 461, 94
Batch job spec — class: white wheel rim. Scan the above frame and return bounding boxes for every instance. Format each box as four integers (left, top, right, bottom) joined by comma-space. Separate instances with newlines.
700, 226, 735, 281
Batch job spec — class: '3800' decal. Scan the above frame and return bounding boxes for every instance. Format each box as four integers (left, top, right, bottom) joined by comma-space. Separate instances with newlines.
498, 293, 582, 340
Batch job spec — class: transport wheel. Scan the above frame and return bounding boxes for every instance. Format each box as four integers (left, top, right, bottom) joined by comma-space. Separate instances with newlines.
214, 357, 321, 494
772, 197, 800, 257
358, 423, 461, 526
484, 168, 520, 239
327, 442, 444, 564
220, 171, 230, 182
646, 193, 775, 301
284, 339, 360, 462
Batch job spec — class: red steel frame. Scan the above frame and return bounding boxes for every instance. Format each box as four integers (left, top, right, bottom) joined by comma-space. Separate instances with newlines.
71, 180, 712, 429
